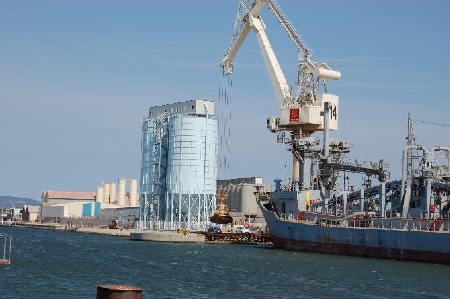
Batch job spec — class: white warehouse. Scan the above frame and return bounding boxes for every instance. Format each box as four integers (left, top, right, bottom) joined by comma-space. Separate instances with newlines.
140, 100, 218, 230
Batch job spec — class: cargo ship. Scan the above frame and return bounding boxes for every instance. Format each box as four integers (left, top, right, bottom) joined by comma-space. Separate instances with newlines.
257, 115, 450, 264
218, 0, 449, 264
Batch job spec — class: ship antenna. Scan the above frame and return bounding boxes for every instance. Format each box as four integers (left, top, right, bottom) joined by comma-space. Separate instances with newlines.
406, 113, 416, 146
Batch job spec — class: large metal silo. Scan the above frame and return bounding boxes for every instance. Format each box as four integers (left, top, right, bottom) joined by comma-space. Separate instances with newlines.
140, 100, 218, 230
165, 114, 218, 230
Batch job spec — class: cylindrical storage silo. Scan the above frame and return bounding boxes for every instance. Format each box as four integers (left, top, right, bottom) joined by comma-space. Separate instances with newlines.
234, 184, 244, 212
96, 186, 104, 203
118, 178, 126, 206
225, 185, 232, 210
241, 184, 256, 215
229, 185, 237, 213
166, 115, 218, 195
103, 182, 110, 203
110, 183, 116, 204
130, 179, 138, 206
165, 114, 218, 228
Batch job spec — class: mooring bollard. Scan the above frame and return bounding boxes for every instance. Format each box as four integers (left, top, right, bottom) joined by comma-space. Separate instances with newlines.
96, 284, 143, 299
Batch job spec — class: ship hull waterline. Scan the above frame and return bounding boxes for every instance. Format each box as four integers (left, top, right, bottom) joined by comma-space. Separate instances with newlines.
260, 202, 450, 265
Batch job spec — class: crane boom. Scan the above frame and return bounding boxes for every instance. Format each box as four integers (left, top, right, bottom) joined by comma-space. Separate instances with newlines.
220, 1, 263, 75
265, 0, 310, 60
221, 0, 341, 134
221, 0, 291, 108
249, 12, 291, 107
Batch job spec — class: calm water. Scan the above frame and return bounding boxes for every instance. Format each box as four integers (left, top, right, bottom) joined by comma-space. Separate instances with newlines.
1, 226, 449, 299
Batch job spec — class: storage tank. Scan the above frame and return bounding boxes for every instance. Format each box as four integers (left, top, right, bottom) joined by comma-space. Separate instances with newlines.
130, 179, 138, 206
118, 178, 126, 206
241, 184, 257, 215
166, 114, 218, 229
235, 185, 242, 212
166, 115, 218, 195
140, 100, 218, 230
103, 182, 110, 203
96, 186, 104, 203
229, 185, 237, 213
110, 183, 117, 204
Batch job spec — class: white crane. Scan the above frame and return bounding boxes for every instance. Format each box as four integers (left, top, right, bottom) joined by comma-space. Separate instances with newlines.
221, 0, 341, 133
221, 0, 341, 183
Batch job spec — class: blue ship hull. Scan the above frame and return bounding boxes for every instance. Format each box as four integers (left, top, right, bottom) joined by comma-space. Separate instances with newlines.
260, 201, 450, 264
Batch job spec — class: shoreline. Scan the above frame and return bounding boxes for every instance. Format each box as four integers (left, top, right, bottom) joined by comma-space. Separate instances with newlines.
1, 221, 273, 245
0, 221, 132, 237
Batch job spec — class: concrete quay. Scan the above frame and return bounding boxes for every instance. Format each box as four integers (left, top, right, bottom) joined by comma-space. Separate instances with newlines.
3, 222, 272, 245
130, 229, 205, 243
74, 227, 132, 237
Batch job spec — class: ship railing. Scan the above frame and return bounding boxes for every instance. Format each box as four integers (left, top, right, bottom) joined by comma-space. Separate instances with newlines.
372, 218, 450, 232
310, 216, 450, 231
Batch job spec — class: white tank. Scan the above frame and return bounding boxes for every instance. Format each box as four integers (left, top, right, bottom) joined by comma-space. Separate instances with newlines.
96, 186, 104, 203
103, 182, 110, 203
118, 178, 126, 206
130, 179, 138, 206
240, 184, 256, 214
110, 183, 116, 204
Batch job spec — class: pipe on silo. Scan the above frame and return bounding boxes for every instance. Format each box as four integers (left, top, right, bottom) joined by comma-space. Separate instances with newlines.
118, 179, 126, 206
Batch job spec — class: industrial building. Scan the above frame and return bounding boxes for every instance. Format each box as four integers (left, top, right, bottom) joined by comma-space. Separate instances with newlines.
216, 177, 271, 222
140, 100, 218, 230
39, 178, 140, 224
22, 205, 41, 222
40, 191, 99, 220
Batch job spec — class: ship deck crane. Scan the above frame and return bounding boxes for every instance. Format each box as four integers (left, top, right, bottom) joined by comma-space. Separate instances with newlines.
220, 0, 341, 186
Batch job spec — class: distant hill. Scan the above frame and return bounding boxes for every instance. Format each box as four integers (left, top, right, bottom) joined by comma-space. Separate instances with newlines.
0, 196, 40, 209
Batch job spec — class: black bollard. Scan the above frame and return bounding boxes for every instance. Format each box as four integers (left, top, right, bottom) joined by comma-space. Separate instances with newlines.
96, 284, 143, 299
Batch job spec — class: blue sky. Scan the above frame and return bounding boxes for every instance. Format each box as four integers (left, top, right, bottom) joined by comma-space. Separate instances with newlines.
1, 0, 449, 200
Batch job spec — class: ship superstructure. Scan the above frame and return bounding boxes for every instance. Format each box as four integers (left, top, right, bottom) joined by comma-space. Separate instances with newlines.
221, 0, 450, 263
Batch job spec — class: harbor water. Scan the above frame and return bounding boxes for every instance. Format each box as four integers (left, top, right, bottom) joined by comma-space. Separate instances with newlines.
1, 226, 449, 299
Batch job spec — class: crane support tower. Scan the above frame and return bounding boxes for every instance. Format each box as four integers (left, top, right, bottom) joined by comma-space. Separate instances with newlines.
221, 0, 341, 186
